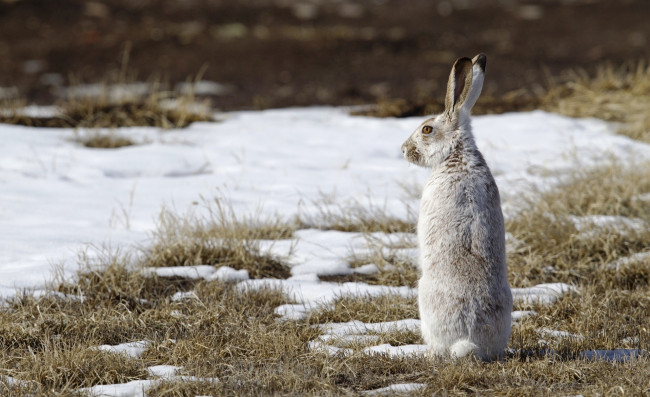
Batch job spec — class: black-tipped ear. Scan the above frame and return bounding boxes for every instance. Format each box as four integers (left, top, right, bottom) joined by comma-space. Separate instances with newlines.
472, 53, 486, 73
444, 57, 473, 116
460, 54, 487, 114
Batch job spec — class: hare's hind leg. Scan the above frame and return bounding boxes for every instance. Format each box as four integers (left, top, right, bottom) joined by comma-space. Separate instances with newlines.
418, 276, 452, 356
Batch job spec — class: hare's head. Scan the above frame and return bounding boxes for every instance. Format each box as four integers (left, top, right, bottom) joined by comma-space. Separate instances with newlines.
401, 54, 486, 168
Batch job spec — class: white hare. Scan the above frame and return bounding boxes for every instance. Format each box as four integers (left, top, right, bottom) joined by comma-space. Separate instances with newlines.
401, 54, 512, 361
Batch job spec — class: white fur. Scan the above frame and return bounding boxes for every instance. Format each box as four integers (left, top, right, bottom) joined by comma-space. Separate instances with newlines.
401, 54, 512, 361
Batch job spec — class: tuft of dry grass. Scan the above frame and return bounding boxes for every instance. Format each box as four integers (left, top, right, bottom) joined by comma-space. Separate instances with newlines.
310, 293, 418, 324
352, 91, 541, 118
0, 246, 321, 395
0, 49, 212, 135
354, 60, 650, 145
506, 162, 650, 289
300, 197, 416, 234
73, 131, 137, 149
0, 83, 213, 133
541, 61, 650, 142
144, 200, 295, 279
3, 162, 650, 395
322, 246, 419, 288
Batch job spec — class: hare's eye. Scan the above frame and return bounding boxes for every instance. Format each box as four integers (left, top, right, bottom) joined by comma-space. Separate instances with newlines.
422, 125, 433, 135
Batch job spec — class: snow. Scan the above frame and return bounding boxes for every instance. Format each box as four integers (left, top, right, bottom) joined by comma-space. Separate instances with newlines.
317, 319, 421, 336
210, 266, 250, 282
176, 80, 232, 96
311, 319, 425, 357
95, 340, 150, 358
147, 365, 181, 378
607, 251, 650, 270
511, 310, 537, 323
538, 328, 583, 340
79, 365, 219, 396
511, 283, 578, 305
362, 383, 427, 395
568, 215, 647, 239
579, 349, 646, 362
363, 343, 429, 357
0, 375, 33, 388
143, 265, 250, 282
240, 278, 414, 311
1, 107, 649, 393
144, 265, 217, 280
2, 108, 649, 298
79, 380, 157, 397
353, 263, 380, 275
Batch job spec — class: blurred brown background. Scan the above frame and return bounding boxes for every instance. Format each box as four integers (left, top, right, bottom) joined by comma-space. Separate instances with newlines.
1, 0, 648, 111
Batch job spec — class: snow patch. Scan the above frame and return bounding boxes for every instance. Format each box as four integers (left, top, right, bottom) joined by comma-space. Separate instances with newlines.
568, 215, 647, 239
147, 365, 181, 378
362, 383, 427, 395
607, 251, 650, 270
511, 310, 537, 323
144, 265, 216, 280
207, 266, 250, 282
95, 340, 149, 358
363, 343, 428, 357
579, 349, 646, 362
79, 379, 157, 397
512, 283, 577, 305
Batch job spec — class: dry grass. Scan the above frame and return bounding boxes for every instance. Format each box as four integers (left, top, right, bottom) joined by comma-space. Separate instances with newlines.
542, 61, 650, 142
0, 49, 212, 137
322, 245, 419, 288
311, 293, 418, 324
144, 200, 295, 279
0, 82, 212, 134
300, 198, 416, 234
354, 61, 650, 145
506, 162, 650, 289
2, 163, 650, 395
74, 131, 137, 149
352, 90, 541, 118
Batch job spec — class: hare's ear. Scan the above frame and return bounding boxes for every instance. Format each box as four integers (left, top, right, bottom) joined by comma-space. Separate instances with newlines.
444, 57, 474, 119
459, 53, 486, 113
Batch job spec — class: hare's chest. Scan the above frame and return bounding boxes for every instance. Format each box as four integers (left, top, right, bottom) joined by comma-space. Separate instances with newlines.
417, 178, 473, 252
419, 181, 466, 225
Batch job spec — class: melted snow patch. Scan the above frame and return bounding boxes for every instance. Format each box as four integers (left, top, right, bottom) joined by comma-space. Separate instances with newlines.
363, 343, 428, 357
1, 374, 34, 388
171, 291, 198, 302
239, 278, 415, 307
579, 349, 646, 362
79, 372, 219, 396
353, 263, 380, 275
79, 379, 157, 397
607, 251, 650, 270
539, 328, 583, 340
144, 265, 216, 279
147, 365, 181, 378
362, 382, 427, 395
512, 283, 577, 305
209, 266, 250, 282
95, 340, 149, 358
143, 265, 249, 282
310, 319, 423, 357
318, 319, 421, 336
511, 310, 537, 323
568, 215, 647, 239
274, 303, 312, 321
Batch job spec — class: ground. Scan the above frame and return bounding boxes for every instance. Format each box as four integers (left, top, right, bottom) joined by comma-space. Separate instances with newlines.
1, 0, 650, 110
1, 1, 649, 395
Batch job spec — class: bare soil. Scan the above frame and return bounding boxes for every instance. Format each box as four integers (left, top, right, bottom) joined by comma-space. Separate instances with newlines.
1, 0, 649, 110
